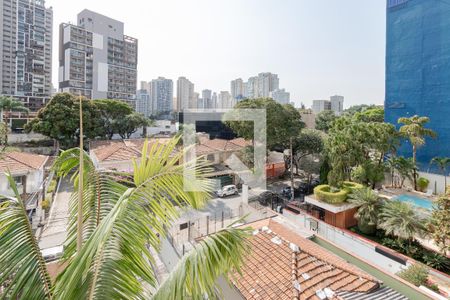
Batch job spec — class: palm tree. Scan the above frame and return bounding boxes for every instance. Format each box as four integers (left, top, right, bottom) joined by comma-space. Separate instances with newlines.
378, 200, 427, 241
430, 157, 450, 190
0, 137, 250, 299
348, 187, 383, 235
398, 115, 437, 191
0, 96, 29, 128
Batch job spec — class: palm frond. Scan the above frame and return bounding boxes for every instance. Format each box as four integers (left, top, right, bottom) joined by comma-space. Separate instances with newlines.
378, 200, 427, 240
0, 173, 52, 300
54, 138, 215, 299
152, 227, 252, 300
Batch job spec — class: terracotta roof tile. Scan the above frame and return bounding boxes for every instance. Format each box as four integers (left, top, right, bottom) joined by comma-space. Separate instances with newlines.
0, 151, 48, 174
230, 219, 380, 300
90, 138, 173, 162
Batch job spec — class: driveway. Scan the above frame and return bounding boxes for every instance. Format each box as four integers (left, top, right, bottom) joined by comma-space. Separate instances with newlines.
39, 177, 72, 250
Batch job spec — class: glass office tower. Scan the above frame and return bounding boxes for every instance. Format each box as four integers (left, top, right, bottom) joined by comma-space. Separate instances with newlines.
385, 0, 450, 170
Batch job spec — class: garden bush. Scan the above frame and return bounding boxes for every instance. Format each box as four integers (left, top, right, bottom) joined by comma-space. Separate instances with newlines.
397, 264, 429, 286
41, 200, 50, 211
314, 185, 348, 204
341, 181, 364, 193
417, 177, 429, 192
47, 179, 57, 193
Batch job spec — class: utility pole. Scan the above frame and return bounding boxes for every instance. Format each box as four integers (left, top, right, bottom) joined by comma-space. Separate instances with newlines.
77, 94, 84, 252
290, 137, 294, 202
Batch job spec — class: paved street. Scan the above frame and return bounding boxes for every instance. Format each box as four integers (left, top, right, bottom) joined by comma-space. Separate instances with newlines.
39, 177, 72, 250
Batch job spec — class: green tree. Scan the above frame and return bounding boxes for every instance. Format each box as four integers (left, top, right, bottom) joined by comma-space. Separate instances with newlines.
225, 98, 304, 149
398, 115, 437, 190
94, 99, 133, 139
290, 129, 324, 174
348, 187, 383, 235
353, 107, 385, 123
326, 117, 398, 187
0, 137, 250, 299
315, 110, 336, 133
24, 93, 105, 148
430, 157, 450, 189
344, 104, 381, 116
0, 96, 29, 128
115, 112, 149, 139
428, 193, 450, 255
378, 200, 427, 241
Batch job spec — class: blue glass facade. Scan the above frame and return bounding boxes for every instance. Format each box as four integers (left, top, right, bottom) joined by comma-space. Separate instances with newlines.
385, 0, 450, 170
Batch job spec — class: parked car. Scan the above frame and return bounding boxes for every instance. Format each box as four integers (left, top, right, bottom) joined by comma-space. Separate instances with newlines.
281, 186, 302, 199
216, 185, 239, 198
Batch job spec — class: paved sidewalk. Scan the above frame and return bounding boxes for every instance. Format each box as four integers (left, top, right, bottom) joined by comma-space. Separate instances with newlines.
38, 177, 73, 250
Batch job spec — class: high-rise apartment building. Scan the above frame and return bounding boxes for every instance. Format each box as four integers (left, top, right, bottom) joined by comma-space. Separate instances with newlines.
270, 88, 290, 105
136, 88, 152, 117
218, 91, 234, 109
201, 89, 213, 109
176, 76, 194, 111
246, 76, 258, 99
312, 99, 331, 114
1, 0, 53, 111
257, 72, 279, 98
330, 95, 344, 116
59, 10, 138, 106
149, 77, 173, 113
385, 0, 450, 167
212, 92, 218, 109
230, 78, 244, 101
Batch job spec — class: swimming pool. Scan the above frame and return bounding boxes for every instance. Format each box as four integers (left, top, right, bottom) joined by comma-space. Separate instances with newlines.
393, 194, 433, 210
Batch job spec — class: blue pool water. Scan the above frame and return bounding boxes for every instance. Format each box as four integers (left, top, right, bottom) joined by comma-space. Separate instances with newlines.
393, 194, 433, 210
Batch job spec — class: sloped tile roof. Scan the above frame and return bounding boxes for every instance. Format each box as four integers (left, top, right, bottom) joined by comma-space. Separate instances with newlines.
0, 151, 49, 174
231, 219, 380, 300
90, 137, 251, 162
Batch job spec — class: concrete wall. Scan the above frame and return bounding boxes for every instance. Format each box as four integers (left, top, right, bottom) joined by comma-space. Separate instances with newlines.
284, 212, 410, 275
8, 133, 48, 144
0, 169, 44, 196
418, 171, 447, 195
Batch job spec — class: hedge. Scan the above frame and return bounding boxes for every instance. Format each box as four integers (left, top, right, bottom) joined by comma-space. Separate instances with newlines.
313, 185, 348, 204
313, 182, 363, 204
341, 181, 364, 192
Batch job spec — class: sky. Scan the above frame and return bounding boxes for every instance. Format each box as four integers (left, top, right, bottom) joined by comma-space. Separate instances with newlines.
47, 0, 387, 108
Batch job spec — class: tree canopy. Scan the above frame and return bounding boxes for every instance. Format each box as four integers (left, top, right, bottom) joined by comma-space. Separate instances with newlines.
225, 98, 304, 150
25, 93, 149, 148
325, 116, 399, 186
314, 110, 336, 133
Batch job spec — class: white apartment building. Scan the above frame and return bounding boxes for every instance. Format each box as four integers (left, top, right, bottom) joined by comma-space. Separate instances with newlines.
312, 99, 331, 114
330, 95, 344, 116
59, 10, 138, 106
176, 76, 195, 111
270, 88, 290, 105
312, 95, 344, 115
230, 78, 244, 100
218, 91, 234, 109
1, 0, 53, 111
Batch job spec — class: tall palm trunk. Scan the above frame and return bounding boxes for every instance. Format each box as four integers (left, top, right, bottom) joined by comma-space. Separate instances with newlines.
77, 96, 84, 252
412, 145, 417, 190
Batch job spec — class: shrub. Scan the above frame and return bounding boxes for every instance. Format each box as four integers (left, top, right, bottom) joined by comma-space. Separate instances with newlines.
397, 264, 429, 286
47, 179, 57, 193
314, 185, 348, 204
41, 200, 50, 211
417, 177, 429, 192
341, 181, 364, 193
422, 252, 450, 272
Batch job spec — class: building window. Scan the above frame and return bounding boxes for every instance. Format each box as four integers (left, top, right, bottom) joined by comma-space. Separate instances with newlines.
12, 176, 24, 187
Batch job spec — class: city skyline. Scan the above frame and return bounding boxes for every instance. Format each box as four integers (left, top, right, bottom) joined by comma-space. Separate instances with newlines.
46, 0, 386, 108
